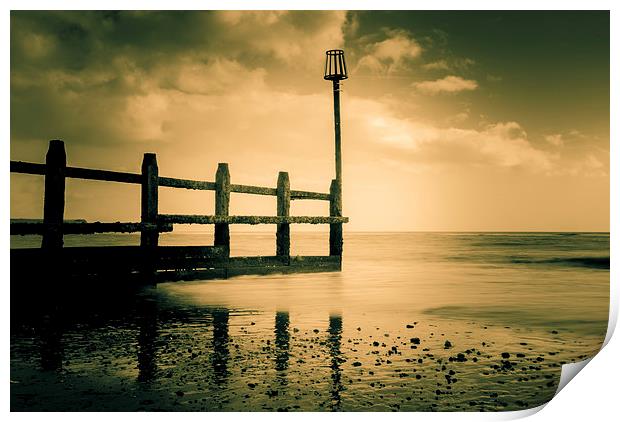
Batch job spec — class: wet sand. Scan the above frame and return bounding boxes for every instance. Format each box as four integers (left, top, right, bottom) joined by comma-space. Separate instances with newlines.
10, 289, 601, 411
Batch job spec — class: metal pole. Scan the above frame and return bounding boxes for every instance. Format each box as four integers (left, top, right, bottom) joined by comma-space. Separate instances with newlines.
333, 80, 342, 185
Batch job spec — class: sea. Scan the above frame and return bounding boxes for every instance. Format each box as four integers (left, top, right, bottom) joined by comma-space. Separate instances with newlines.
10, 231, 609, 411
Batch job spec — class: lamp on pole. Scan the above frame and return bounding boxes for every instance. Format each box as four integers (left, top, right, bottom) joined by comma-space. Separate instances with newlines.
324, 49, 348, 186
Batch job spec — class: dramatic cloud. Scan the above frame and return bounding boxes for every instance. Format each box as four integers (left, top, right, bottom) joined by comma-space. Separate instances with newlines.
10, 10, 347, 148
414, 76, 478, 94
10, 11, 609, 231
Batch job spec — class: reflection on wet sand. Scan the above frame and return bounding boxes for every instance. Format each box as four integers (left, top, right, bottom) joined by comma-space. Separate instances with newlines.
327, 313, 343, 411
38, 310, 63, 372
137, 297, 158, 383
275, 311, 290, 384
11, 298, 601, 411
212, 309, 230, 385
136, 301, 233, 387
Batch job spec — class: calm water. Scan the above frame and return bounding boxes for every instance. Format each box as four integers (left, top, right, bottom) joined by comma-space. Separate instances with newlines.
10, 232, 609, 411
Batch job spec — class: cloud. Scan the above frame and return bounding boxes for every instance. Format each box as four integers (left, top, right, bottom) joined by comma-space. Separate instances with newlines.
447, 109, 470, 124
10, 11, 596, 181
346, 98, 553, 172
9, 11, 609, 232
422, 57, 475, 72
167, 58, 268, 96
422, 60, 450, 71
545, 134, 564, 147
355, 29, 422, 75
9, 11, 347, 148
414, 75, 478, 94
214, 10, 347, 69
10, 11, 348, 84
541, 131, 608, 177
486, 74, 503, 82
553, 154, 607, 178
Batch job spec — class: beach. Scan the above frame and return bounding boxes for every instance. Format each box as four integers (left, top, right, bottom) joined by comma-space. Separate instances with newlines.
10, 231, 609, 411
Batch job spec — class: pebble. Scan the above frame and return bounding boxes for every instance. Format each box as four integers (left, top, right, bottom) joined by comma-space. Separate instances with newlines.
444, 341, 452, 349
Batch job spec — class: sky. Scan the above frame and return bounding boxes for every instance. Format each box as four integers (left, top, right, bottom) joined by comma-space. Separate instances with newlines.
10, 10, 610, 231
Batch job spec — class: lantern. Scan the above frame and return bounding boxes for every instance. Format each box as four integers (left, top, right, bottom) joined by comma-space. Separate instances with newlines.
324, 49, 348, 81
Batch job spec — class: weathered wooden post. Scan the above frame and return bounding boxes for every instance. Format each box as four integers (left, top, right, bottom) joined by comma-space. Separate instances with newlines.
329, 179, 343, 259
42, 140, 66, 250
276, 171, 291, 258
141, 153, 159, 282
215, 163, 231, 256
333, 80, 342, 184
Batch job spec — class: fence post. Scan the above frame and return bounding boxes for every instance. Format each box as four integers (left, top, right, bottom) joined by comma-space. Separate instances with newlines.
276, 171, 290, 258
141, 153, 159, 282
42, 140, 66, 250
329, 179, 343, 259
215, 163, 230, 256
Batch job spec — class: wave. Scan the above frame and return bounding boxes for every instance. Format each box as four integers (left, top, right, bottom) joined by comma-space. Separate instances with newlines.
510, 256, 609, 270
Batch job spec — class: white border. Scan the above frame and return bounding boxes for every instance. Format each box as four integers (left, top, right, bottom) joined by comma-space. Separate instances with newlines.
3, 1, 617, 420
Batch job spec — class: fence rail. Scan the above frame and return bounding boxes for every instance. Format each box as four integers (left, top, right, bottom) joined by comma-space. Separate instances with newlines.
10, 221, 173, 235
10, 139, 347, 283
11, 161, 333, 201
158, 215, 348, 225
158, 176, 215, 190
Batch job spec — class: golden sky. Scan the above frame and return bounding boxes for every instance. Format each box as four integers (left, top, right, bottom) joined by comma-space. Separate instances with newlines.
10, 11, 610, 231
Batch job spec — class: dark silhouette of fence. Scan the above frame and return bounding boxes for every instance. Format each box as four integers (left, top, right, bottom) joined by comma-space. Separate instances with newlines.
10, 140, 348, 284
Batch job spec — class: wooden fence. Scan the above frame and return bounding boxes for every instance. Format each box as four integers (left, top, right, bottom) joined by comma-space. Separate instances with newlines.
10, 140, 348, 284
